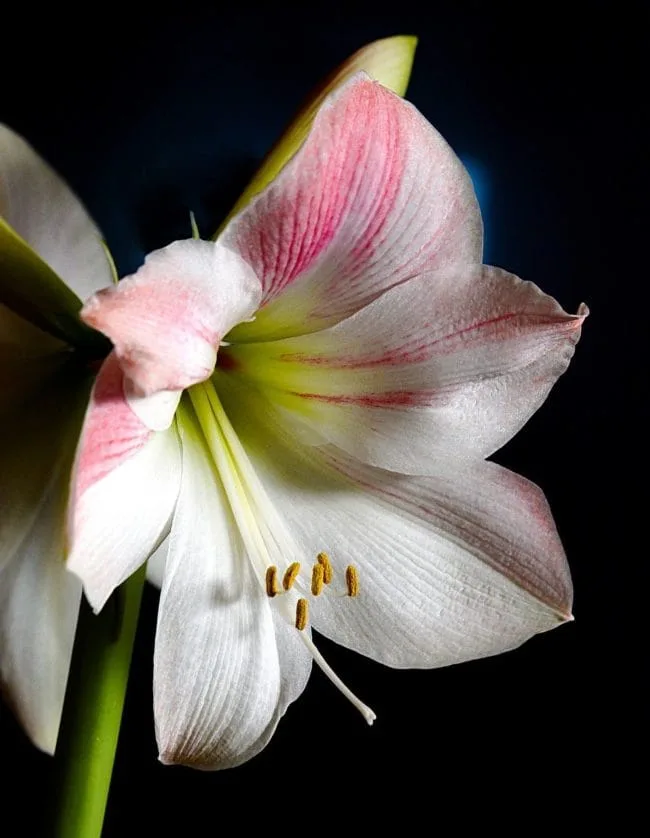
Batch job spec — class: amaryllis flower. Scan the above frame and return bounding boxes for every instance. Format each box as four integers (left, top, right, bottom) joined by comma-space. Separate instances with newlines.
0, 36, 415, 756
66, 74, 587, 770
0, 124, 114, 752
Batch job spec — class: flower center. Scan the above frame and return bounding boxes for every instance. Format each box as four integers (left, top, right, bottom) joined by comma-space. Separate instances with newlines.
186, 378, 376, 725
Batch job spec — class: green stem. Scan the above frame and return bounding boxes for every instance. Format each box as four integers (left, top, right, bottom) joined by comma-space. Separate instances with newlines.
53, 564, 147, 838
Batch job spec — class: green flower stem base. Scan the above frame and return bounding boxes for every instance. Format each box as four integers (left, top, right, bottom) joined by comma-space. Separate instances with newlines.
53, 564, 147, 838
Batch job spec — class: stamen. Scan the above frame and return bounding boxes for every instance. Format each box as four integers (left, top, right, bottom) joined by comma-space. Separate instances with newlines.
299, 633, 376, 726
265, 566, 279, 598
317, 551, 333, 584
311, 564, 324, 596
186, 384, 375, 725
295, 598, 309, 631
283, 562, 301, 591
345, 565, 359, 597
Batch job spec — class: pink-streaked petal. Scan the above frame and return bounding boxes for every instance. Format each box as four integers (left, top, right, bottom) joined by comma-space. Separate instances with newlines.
67, 353, 181, 611
69, 353, 151, 501
0, 457, 81, 754
154, 410, 310, 770
220, 36, 418, 230
226, 266, 586, 471
0, 124, 114, 300
231, 415, 573, 669
224, 74, 482, 342
81, 240, 261, 400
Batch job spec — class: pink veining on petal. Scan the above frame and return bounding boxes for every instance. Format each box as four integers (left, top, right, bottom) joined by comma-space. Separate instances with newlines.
225, 79, 405, 306
325, 452, 573, 617
221, 76, 484, 342
296, 390, 434, 408
279, 310, 585, 370
72, 352, 151, 502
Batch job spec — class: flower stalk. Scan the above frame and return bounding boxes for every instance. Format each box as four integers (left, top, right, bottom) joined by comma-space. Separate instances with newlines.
52, 565, 146, 838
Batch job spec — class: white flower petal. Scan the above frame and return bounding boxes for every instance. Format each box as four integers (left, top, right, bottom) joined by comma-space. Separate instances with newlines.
154, 411, 310, 770
219, 392, 573, 669
145, 538, 168, 590
67, 353, 182, 612
0, 124, 113, 300
228, 266, 586, 470
220, 611, 313, 769
0, 458, 81, 754
313, 457, 572, 666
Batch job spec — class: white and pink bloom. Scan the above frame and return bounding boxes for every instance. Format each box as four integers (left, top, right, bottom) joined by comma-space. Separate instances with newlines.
0, 36, 419, 757
65, 74, 587, 769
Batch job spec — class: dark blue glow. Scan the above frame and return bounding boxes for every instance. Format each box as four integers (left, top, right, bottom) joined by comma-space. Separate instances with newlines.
461, 156, 492, 263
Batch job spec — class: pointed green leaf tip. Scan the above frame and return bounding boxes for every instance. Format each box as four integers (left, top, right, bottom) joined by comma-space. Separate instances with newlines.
214, 35, 418, 234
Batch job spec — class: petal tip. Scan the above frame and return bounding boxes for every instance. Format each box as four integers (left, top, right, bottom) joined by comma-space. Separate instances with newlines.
34, 728, 57, 757
79, 290, 108, 329
64, 559, 108, 614
391, 33, 419, 62
549, 608, 574, 627
157, 749, 175, 767
373, 32, 419, 55
157, 746, 213, 771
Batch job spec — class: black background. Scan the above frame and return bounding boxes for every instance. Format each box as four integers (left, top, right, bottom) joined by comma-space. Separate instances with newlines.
1, 2, 642, 833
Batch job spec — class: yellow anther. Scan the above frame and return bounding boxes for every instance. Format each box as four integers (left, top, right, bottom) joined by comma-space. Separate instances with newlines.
283, 562, 301, 591
311, 563, 325, 596
265, 566, 279, 598
345, 565, 359, 598
317, 551, 333, 584
295, 598, 309, 631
